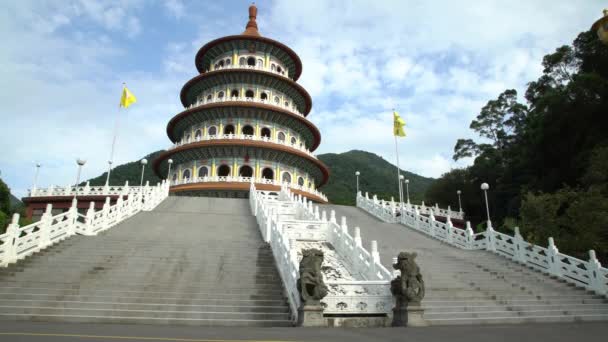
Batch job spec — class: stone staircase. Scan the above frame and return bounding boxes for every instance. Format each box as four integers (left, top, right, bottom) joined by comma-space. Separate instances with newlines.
0, 197, 292, 326
325, 204, 608, 325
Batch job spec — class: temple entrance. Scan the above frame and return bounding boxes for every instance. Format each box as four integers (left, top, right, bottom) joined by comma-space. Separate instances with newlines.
217, 165, 231, 177
261, 168, 274, 180
239, 165, 253, 177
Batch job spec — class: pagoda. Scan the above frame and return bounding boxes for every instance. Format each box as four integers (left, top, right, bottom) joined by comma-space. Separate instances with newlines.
153, 4, 329, 202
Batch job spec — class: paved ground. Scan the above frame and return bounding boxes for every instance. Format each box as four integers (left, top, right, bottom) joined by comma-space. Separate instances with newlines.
0, 321, 607, 342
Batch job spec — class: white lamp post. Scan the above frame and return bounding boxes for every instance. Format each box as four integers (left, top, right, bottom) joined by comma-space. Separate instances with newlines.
405, 179, 410, 204
399, 175, 405, 207
32, 163, 41, 193
355, 171, 360, 194
167, 159, 174, 182
140, 159, 148, 187
481, 183, 491, 225
75, 159, 86, 186
457, 190, 462, 213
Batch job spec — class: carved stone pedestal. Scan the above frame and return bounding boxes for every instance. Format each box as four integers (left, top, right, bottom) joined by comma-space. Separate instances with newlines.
297, 304, 325, 327
392, 304, 427, 327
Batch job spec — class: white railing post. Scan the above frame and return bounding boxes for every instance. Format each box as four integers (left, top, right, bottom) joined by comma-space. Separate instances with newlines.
465, 221, 474, 249
513, 227, 526, 264
122, 181, 130, 196
414, 209, 421, 231
587, 250, 606, 295
340, 216, 348, 233
83, 181, 90, 195
429, 211, 436, 237
547, 237, 562, 277
485, 221, 496, 252
446, 217, 454, 244
85, 201, 96, 235
102, 197, 111, 230
67, 198, 78, 235
330, 210, 337, 224
354, 227, 362, 247
38, 204, 53, 248
4, 214, 21, 266
371, 240, 380, 264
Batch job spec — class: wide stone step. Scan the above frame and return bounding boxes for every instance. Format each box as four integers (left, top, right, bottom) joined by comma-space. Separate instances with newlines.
425, 303, 608, 313
425, 308, 608, 320
0, 300, 289, 313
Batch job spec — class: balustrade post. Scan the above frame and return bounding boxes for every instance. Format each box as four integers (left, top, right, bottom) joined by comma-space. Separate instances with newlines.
264, 208, 272, 242
83, 181, 90, 195
414, 209, 421, 231
420, 201, 426, 215
314, 206, 320, 220
329, 210, 336, 224
391, 256, 399, 278
429, 212, 436, 237
340, 216, 348, 233
365, 192, 369, 200
321, 210, 327, 222
116, 195, 125, 219
85, 201, 96, 235
485, 221, 496, 252
4, 214, 21, 266
102, 197, 111, 230
39, 204, 53, 248
513, 227, 526, 264
465, 221, 474, 249
67, 198, 78, 235
354, 227, 362, 247
122, 181, 130, 196
547, 237, 562, 277
371, 240, 380, 264
587, 250, 606, 295
447, 205, 452, 218
446, 217, 454, 244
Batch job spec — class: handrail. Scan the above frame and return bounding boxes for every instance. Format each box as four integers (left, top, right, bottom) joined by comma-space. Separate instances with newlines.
357, 191, 608, 297
1, 181, 170, 267
189, 95, 304, 117
29, 181, 142, 198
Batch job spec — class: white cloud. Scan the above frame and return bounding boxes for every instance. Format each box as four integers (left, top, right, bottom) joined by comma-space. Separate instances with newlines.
164, 0, 185, 19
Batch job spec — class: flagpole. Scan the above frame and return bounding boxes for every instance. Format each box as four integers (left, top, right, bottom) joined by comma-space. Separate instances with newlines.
105, 83, 124, 186
393, 109, 403, 208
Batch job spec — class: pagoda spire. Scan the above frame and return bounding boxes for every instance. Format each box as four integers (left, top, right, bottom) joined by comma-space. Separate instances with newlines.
242, 3, 261, 36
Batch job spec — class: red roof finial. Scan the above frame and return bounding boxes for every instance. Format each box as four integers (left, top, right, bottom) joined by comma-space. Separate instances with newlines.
242, 3, 261, 36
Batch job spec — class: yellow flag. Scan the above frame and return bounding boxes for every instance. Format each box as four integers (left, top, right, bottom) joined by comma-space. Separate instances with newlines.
393, 111, 406, 137
119, 85, 137, 108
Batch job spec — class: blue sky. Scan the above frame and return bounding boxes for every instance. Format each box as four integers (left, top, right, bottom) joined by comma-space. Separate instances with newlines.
0, 0, 604, 197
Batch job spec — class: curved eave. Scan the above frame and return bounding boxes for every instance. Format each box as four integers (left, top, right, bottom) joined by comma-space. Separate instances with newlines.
180, 69, 312, 115
591, 16, 608, 31
152, 140, 330, 186
166, 102, 321, 151
195, 35, 303, 81
170, 182, 328, 203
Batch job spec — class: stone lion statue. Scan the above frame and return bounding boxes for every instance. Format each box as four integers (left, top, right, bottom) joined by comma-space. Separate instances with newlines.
390, 251, 425, 305
296, 248, 328, 305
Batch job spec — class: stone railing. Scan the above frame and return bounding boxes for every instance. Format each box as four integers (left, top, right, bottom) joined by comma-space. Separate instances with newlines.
1, 181, 170, 267
29, 181, 142, 198
356, 192, 464, 222
171, 133, 317, 159
187, 96, 304, 117
250, 183, 393, 321
172, 176, 328, 202
208, 63, 290, 80
357, 191, 608, 297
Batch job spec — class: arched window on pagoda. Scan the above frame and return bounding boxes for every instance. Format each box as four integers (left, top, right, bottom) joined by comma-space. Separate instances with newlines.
261, 127, 271, 138
218, 60, 224, 68
290, 136, 297, 145
239, 165, 253, 177
224, 124, 235, 135
185, 133, 191, 143
260, 92, 268, 101
247, 57, 256, 66
274, 96, 280, 104
298, 177, 305, 186
198, 166, 208, 178
239, 57, 246, 66
282, 172, 291, 184
208, 126, 217, 136
206, 94, 212, 102
242, 125, 254, 136
195, 130, 202, 141
231, 89, 239, 98
182, 169, 191, 180
277, 132, 286, 142
225, 58, 231, 65
245, 90, 254, 99
284, 101, 290, 107
172, 173, 178, 182
277, 66, 282, 74
271, 63, 276, 71
261, 168, 274, 180
217, 165, 231, 177
218, 91, 225, 99
257, 59, 263, 68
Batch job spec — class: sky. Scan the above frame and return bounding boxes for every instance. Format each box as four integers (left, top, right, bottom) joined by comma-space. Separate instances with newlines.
0, 0, 604, 198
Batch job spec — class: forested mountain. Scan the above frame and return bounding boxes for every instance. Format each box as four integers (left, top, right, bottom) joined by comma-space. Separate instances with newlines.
84, 150, 433, 206
426, 30, 608, 262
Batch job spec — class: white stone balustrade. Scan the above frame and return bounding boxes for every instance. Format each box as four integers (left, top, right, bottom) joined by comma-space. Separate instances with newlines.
249, 183, 394, 321
208, 63, 291, 81
357, 191, 608, 297
1, 181, 170, 267
188, 95, 305, 117
172, 176, 328, 202
29, 181, 143, 198
170, 133, 317, 159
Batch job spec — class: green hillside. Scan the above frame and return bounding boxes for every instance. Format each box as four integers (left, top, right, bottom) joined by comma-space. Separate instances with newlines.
84, 149, 434, 205
317, 150, 434, 205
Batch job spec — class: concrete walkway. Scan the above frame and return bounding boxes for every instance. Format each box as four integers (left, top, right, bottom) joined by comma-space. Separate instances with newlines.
0, 321, 607, 342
